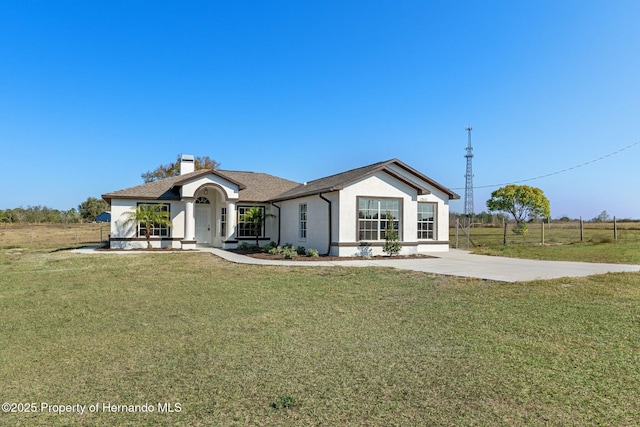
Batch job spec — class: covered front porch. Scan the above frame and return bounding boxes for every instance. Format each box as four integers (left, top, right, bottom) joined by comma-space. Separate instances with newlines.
180, 183, 238, 250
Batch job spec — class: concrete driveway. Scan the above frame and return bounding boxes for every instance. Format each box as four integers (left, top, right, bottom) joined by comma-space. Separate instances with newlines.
202, 248, 640, 282
74, 246, 640, 282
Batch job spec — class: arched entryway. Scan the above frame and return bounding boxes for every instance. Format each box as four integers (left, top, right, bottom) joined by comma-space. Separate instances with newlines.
193, 186, 229, 247
194, 196, 212, 244
181, 177, 237, 250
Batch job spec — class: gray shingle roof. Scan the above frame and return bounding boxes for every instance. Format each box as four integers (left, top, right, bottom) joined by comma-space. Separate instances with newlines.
102, 171, 202, 202
214, 170, 300, 202
102, 159, 459, 204
102, 169, 300, 203
270, 159, 460, 201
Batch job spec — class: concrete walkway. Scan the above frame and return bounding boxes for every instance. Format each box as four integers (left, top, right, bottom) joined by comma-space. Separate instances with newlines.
73, 246, 640, 282
200, 247, 640, 282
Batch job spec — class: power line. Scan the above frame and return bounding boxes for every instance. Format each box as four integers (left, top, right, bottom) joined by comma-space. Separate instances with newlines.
451, 139, 640, 190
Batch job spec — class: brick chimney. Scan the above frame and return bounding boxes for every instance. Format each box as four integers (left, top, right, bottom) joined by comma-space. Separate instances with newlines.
179, 154, 195, 175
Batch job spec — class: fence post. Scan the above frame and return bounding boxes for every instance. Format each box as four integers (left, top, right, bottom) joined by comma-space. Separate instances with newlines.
503, 219, 507, 245
580, 216, 584, 242
541, 220, 545, 246
614, 216, 617, 241
455, 218, 459, 249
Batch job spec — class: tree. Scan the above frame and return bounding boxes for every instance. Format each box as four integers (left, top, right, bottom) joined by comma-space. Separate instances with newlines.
3, 208, 20, 222
141, 155, 221, 183
61, 208, 81, 224
486, 184, 550, 235
123, 204, 172, 249
78, 197, 109, 222
382, 212, 401, 256
592, 210, 611, 222
239, 206, 275, 248
20, 205, 60, 223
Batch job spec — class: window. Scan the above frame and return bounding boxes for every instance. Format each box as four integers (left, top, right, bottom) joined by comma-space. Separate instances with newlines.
299, 203, 307, 239
358, 198, 401, 241
237, 206, 265, 238
417, 203, 436, 240
137, 203, 170, 238
220, 207, 227, 237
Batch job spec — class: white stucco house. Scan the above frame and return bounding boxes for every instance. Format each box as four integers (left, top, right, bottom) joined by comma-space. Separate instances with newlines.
102, 155, 460, 256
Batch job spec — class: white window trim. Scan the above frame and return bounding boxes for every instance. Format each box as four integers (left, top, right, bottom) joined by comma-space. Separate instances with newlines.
220, 207, 227, 237
137, 202, 171, 238
417, 202, 437, 240
357, 197, 402, 241
299, 203, 307, 240
237, 206, 266, 239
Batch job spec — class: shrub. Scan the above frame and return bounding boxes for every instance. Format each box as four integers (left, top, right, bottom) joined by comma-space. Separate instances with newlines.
262, 241, 278, 253
266, 243, 298, 259
356, 245, 373, 258
282, 246, 297, 259
382, 213, 402, 256
296, 245, 306, 255
238, 241, 258, 251
268, 246, 283, 255
306, 248, 319, 257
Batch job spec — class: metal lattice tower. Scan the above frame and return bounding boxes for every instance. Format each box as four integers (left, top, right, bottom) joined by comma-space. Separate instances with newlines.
464, 125, 474, 216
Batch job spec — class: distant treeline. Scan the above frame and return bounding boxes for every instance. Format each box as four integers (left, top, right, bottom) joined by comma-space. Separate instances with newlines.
1, 206, 82, 223
1, 197, 108, 224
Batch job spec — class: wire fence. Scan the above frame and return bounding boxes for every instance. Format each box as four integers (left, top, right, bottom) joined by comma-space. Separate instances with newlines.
452, 219, 640, 248
3, 220, 638, 251
0, 223, 109, 249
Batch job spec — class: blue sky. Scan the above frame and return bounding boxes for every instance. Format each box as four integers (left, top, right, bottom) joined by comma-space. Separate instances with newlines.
2, 1, 639, 219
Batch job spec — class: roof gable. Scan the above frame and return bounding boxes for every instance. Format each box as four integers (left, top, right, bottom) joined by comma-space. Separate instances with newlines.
103, 169, 301, 203
270, 159, 460, 201
102, 159, 459, 204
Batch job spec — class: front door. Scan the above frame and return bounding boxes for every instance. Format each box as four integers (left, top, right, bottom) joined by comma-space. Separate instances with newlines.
195, 204, 211, 245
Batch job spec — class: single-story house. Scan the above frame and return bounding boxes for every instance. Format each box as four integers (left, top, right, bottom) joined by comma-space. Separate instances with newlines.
102, 155, 460, 256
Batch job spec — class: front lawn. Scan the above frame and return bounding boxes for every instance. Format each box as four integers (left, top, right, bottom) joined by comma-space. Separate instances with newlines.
1, 249, 639, 425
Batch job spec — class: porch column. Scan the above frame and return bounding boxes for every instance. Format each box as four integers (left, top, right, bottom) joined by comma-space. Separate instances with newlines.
226, 201, 237, 242
183, 198, 196, 249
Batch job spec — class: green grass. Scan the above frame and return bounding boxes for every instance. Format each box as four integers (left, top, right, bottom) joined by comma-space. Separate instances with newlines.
1, 249, 640, 425
452, 222, 640, 263
472, 239, 640, 264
